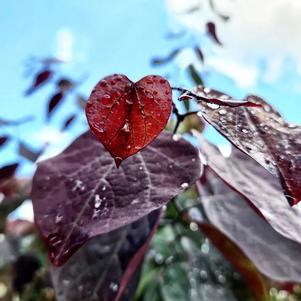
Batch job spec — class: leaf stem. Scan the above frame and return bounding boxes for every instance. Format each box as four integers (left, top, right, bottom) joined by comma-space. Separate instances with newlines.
172, 103, 199, 134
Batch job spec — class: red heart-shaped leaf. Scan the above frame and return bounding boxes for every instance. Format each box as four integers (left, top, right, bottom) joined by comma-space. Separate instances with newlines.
85, 74, 172, 166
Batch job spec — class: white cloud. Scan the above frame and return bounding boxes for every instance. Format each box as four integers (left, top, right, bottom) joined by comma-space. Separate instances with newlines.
56, 27, 74, 62
31, 126, 67, 145
166, 0, 301, 87
31, 126, 72, 161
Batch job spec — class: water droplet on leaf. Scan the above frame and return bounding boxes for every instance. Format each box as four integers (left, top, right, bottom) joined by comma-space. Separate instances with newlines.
181, 182, 189, 189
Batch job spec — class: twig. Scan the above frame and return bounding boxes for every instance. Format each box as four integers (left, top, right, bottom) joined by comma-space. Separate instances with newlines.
172, 103, 199, 134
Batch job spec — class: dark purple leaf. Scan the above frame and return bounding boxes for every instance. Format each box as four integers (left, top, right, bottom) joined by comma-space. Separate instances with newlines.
61, 114, 76, 131
195, 87, 301, 205
25, 69, 52, 95
18, 142, 42, 162
32, 131, 201, 266
198, 170, 301, 283
47, 91, 65, 119
0, 136, 9, 147
50, 210, 160, 301
0, 163, 19, 182
206, 22, 222, 46
195, 132, 301, 245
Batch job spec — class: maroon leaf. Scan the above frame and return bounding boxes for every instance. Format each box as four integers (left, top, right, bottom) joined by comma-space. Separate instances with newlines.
198, 170, 301, 283
195, 87, 301, 205
195, 132, 301, 245
50, 210, 160, 301
61, 114, 76, 131
31, 131, 201, 266
206, 22, 222, 46
0, 163, 19, 182
25, 69, 52, 95
47, 91, 65, 119
0, 136, 9, 147
85, 74, 172, 166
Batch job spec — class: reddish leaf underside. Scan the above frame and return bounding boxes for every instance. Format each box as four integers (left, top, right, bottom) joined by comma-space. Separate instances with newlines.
198, 170, 301, 283
85, 74, 172, 166
194, 132, 301, 245
195, 86, 301, 205
31, 131, 201, 266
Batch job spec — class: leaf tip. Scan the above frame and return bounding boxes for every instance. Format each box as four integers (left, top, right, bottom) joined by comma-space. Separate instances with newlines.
114, 157, 123, 168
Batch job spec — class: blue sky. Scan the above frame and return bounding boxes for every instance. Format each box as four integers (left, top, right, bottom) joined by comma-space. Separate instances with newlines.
1, 0, 301, 176
0, 0, 175, 174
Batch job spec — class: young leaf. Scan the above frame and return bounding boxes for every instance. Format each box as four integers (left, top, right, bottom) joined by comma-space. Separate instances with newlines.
187, 64, 203, 86
25, 69, 52, 95
195, 132, 301, 246
50, 210, 160, 301
198, 170, 301, 283
31, 131, 201, 266
196, 87, 301, 205
47, 91, 65, 120
85, 74, 172, 166
206, 22, 222, 46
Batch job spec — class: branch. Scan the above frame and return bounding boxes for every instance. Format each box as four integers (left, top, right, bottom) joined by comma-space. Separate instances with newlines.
172, 87, 261, 108
172, 103, 199, 134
